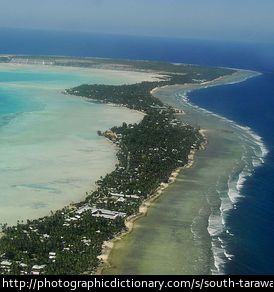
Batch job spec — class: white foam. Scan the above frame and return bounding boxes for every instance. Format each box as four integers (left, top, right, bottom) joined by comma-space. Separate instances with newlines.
220, 194, 234, 214
252, 158, 262, 167
227, 173, 243, 204
175, 76, 268, 275
178, 92, 190, 102
224, 251, 234, 261
236, 167, 252, 190
236, 172, 247, 191
211, 239, 226, 275
179, 89, 269, 164
207, 213, 224, 237
226, 229, 234, 236
236, 125, 269, 159
190, 215, 203, 241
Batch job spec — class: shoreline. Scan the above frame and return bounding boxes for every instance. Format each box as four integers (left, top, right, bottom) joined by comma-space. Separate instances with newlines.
0, 57, 171, 84
95, 77, 215, 274
175, 76, 267, 275
100, 69, 261, 275
159, 72, 264, 274
96, 137, 205, 274
0, 56, 260, 275
95, 79, 218, 275
0, 62, 151, 226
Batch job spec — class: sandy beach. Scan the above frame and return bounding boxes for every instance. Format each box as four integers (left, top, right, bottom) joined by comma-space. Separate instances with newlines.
0, 62, 163, 86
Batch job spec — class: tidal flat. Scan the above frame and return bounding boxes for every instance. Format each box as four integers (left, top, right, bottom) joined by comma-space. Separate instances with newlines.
103, 71, 264, 275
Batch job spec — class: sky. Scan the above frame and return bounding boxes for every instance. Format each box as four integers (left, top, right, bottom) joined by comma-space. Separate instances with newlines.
0, 0, 273, 42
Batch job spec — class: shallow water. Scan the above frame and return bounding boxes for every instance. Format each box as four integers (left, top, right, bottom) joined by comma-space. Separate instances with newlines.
0, 64, 155, 225
104, 76, 266, 275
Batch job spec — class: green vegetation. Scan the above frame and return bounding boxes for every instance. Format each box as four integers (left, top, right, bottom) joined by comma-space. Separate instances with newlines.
64, 64, 232, 113
0, 58, 234, 275
66, 82, 163, 111
1, 55, 234, 81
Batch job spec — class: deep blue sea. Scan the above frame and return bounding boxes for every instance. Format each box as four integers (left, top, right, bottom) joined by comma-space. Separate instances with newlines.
189, 74, 274, 275
0, 28, 273, 274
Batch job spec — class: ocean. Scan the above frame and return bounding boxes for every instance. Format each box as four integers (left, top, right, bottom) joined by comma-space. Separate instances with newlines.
0, 28, 273, 274
188, 73, 274, 274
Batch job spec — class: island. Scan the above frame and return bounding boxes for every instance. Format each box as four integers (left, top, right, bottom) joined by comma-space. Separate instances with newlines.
0, 56, 235, 275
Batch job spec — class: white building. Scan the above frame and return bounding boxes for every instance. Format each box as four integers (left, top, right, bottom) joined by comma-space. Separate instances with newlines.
0, 260, 12, 272
91, 208, 126, 220
110, 192, 139, 199
31, 264, 46, 275
76, 204, 93, 214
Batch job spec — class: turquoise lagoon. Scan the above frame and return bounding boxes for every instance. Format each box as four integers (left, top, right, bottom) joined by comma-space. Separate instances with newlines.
0, 64, 154, 225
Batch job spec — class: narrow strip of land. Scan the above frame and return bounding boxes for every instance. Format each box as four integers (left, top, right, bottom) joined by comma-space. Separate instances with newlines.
0, 57, 235, 275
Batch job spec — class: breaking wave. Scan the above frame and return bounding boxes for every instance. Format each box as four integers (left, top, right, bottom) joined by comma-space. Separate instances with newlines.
176, 88, 268, 275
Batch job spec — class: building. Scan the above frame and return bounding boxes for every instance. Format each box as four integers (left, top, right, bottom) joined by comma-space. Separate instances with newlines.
0, 260, 12, 273
91, 208, 126, 220
76, 204, 93, 215
49, 252, 56, 261
31, 264, 46, 275
117, 197, 126, 203
110, 192, 139, 199
76, 204, 126, 220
